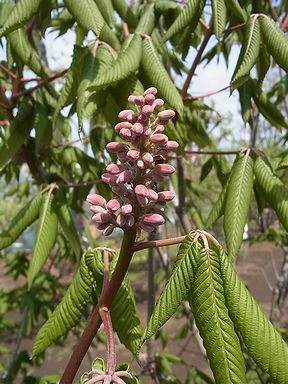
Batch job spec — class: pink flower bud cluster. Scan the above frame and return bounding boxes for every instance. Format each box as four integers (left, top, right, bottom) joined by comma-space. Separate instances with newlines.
87, 87, 178, 235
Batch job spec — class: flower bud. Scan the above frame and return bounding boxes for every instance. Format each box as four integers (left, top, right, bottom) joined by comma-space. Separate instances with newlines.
103, 224, 115, 236
154, 164, 175, 176
116, 214, 127, 227
157, 109, 176, 120
142, 105, 154, 116
121, 204, 133, 215
106, 199, 121, 212
106, 163, 124, 175
106, 142, 128, 153
127, 149, 140, 160
135, 184, 148, 197
90, 206, 107, 214
132, 123, 144, 134
158, 191, 175, 201
147, 188, 158, 201
150, 133, 168, 144
116, 170, 133, 184
86, 193, 106, 207
128, 95, 145, 105
92, 212, 113, 224
119, 128, 132, 139
127, 216, 135, 227
101, 173, 117, 185
153, 98, 164, 107
118, 109, 134, 120
143, 213, 165, 226
144, 93, 155, 105
144, 87, 157, 96
114, 122, 132, 132
165, 141, 179, 150
142, 152, 154, 164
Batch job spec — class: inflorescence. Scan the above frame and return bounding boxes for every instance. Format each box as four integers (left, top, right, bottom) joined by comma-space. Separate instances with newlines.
87, 87, 178, 235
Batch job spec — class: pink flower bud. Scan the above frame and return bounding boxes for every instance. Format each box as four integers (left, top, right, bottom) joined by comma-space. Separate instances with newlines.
141, 223, 155, 233
92, 212, 113, 224
106, 142, 128, 153
121, 204, 133, 215
101, 173, 117, 185
144, 128, 152, 136
126, 113, 138, 123
142, 105, 154, 116
135, 184, 148, 197
155, 124, 165, 132
106, 163, 124, 175
144, 94, 155, 105
117, 151, 127, 162
157, 109, 175, 120
154, 164, 175, 176
106, 199, 121, 212
147, 188, 158, 201
127, 216, 135, 227
119, 128, 132, 139
142, 152, 154, 164
114, 122, 132, 132
165, 141, 179, 150
143, 213, 165, 226
90, 206, 107, 214
150, 133, 168, 144
116, 214, 127, 227
153, 98, 164, 107
116, 170, 132, 184
86, 193, 106, 207
128, 95, 145, 105
127, 149, 140, 160
137, 113, 149, 123
132, 123, 144, 134
137, 159, 145, 169
144, 87, 157, 96
118, 109, 134, 120
103, 224, 115, 236
158, 191, 175, 201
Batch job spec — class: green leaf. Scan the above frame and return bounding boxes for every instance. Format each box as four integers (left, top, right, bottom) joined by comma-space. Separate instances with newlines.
28, 191, 58, 288
226, 0, 248, 21
224, 151, 254, 259
231, 17, 261, 89
34, 101, 52, 153
220, 247, 288, 383
57, 195, 81, 260
212, 0, 227, 40
8, 28, 45, 75
254, 155, 288, 232
0, 193, 43, 251
0, 96, 34, 170
99, 24, 121, 51
163, 0, 205, 42
88, 34, 142, 91
135, 4, 156, 35
238, 80, 253, 123
63, 0, 105, 37
111, 0, 138, 28
141, 37, 183, 114
0, 0, 43, 36
206, 182, 228, 227
96, 0, 115, 27
257, 43, 270, 86
32, 251, 93, 356
141, 235, 195, 347
85, 249, 143, 357
190, 240, 247, 384
259, 16, 288, 73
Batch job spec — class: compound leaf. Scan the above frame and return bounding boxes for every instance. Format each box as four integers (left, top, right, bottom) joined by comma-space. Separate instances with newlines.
220, 247, 288, 383
0, 0, 43, 36
32, 252, 93, 356
28, 191, 58, 288
0, 193, 43, 251
141, 37, 183, 114
224, 151, 254, 259
190, 240, 247, 383
254, 155, 288, 231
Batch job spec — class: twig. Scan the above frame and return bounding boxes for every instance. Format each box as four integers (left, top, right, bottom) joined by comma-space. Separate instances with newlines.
133, 235, 186, 252
184, 85, 230, 100
0, 63, 17, 80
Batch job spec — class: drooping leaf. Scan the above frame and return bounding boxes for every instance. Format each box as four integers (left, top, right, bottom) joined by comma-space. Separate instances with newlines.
223, 151, 254, 259
254, 155, 288, 231
231, 17, 261, 89
220, 247, 288, 383
0, 193, 43, 251
257, 43, 270, 86
135, 4, 156, 35
28, 191, 58, 288
85, 249, 143, 358
190, 240, 247, 384
99, 24, 121, 51
226, 0, 248, 21
141, 37, 183, 114
63, 0, 105, 37
88, 34, 142, 91
212, 0, 227, 40
111, 0, 138, 28
8, 28, 45, 75
141, 235, 195, 348
0, 0, 43, 36
0, 96, 34, 170
206, 181, 228, 227
163, 0, 205, 42
34, 101, 52, 153
96, 0, 115, 27
259, 15, 288, 72
238, 80, 253, 123
32, 252, 93, 356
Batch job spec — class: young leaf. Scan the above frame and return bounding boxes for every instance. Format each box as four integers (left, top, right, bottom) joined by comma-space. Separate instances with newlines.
224, 151, 254, 259
220, 247, 288, 383
254, 155, 288, 231
212, 0, 227, 40
0, 193, 43, 251
63, 0, 105, 37
32, 252, 94, 356
28, 191, 58, 288
141, 234, 195, 348
259, 16, 288, 73
141, 37, 183, 114
0, 0, 43, 36
206, 181, 228, 227
0, 96, 34, 170
231, 16, 261, 89
111, 0, 138, 28
135, 4, 156, 35
88, 34, 142, 91
163, 0, 205, 42
85, 249, 143, 358
190, 240, 247, 384
96, 0, 115, 27
8, 28, 45, 76
226, 0, 248, 21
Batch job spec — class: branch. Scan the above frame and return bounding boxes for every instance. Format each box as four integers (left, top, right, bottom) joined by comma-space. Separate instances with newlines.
133, 235, 186, 252
60, 228, 137, 384
0, 63, 17, 80
184, 85, 230, 100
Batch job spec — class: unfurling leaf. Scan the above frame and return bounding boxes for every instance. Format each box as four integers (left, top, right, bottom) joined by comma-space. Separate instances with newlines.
28, 191, 58, 288
224, 151, 254, 259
